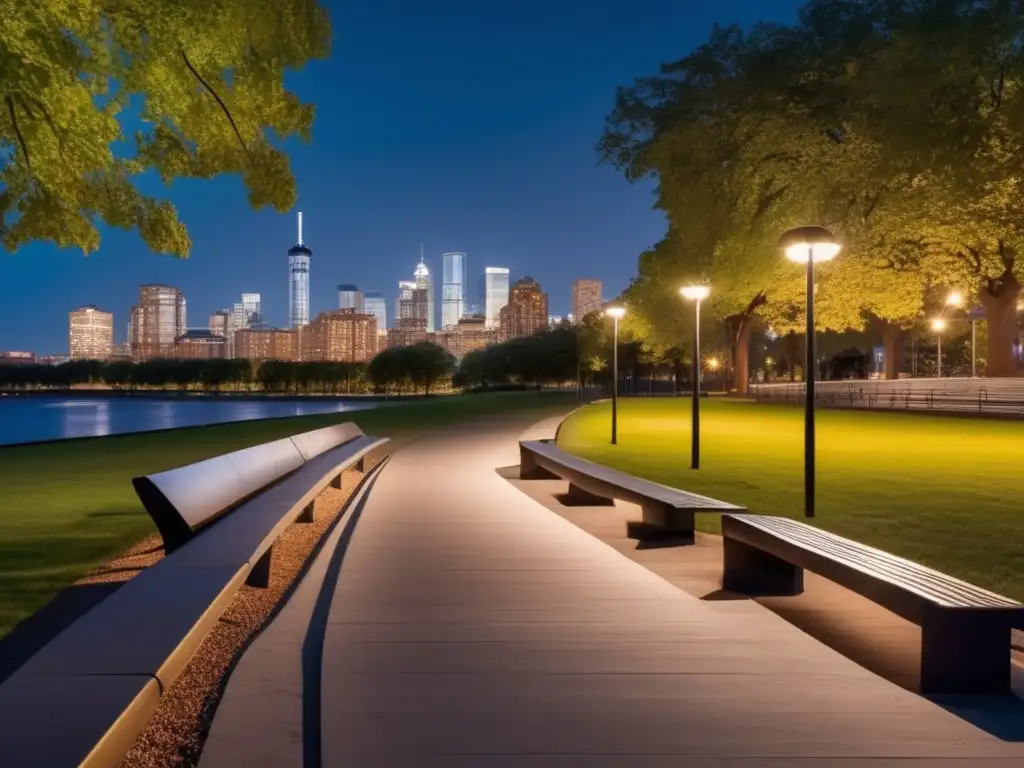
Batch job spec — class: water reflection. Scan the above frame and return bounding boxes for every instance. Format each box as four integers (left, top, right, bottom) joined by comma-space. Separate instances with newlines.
0, 396, 381, 446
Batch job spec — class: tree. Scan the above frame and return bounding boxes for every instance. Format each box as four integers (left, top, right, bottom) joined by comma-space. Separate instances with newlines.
401, 343, 455, 395
1, 1, 331, 256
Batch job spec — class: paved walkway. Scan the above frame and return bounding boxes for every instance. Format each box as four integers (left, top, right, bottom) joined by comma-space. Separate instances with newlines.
205, 412, 1024, 766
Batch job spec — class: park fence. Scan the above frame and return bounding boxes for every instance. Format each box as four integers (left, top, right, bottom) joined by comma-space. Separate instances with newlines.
750, 377, 1024, 417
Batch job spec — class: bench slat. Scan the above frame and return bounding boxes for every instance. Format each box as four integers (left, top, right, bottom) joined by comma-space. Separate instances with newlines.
729, 515, 1018, 609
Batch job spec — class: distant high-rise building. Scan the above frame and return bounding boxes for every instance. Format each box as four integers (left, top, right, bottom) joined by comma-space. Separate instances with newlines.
499, 277, 548, 342
242, 293, 262, 329
398, 280, 430, 330
363, 291, 387, 336
571, 279, 603, 321
441, 251, 467, 329
437, 314, 497, 360
175, 330, 226, 360
484, 267, 510, 329
301, 309, 378, 363
288, 211, 311, 328
337, 284, 365, 313
130, 284, 186, 361
414, 247, 435, 332
396, 280, 417, 323
209, 310, 230, 338
68, 306, 114, 360
235, 328, 298, 362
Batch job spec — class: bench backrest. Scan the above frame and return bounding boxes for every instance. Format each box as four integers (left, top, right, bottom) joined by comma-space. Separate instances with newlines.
132, 422, 365, 552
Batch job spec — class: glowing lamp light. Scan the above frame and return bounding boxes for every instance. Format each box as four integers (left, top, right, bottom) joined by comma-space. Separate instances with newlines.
680, 284, 711, 301
931, 318, 947, 332
946, 291, 964, 307
604, 305, 626, 319
779, 226, 841, 263
706, 357, 721, 371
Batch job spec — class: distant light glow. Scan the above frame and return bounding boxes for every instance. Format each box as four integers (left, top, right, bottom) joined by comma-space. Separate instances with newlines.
680, 284, 711, 301
779, 226, 840, 263
605, 306, 626, 319
706, 357, 721, 371
946, 291, 964, 307
931, 318, 947, 332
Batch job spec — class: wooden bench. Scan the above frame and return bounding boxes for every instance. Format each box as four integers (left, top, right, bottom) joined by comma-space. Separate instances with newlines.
0, 423, 389, 767
519, 439, 744, 542
721, 514, 1024, 694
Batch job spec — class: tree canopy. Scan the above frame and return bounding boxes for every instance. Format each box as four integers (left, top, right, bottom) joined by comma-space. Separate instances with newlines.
1, 0, 331, 256
601, 0, 1024, 379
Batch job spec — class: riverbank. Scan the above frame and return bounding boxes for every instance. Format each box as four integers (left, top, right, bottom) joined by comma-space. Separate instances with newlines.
0, 391, 576, 640
0, 388, 427, 401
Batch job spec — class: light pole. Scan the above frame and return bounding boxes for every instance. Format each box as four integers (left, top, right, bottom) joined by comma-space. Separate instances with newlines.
945, 290, 977, 377
932, 317, 946, 377
780, 226, 841, 519
680, 283, 712, 469
605, 305, 626, 445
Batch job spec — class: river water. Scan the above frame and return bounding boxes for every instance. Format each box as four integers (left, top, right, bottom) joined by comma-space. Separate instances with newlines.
0, 395, 382, 446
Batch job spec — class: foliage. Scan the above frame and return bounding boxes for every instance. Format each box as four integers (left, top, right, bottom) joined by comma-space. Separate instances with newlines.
0, 0, 331, 256
453, 328, 580, 389
367, 343, 455, 395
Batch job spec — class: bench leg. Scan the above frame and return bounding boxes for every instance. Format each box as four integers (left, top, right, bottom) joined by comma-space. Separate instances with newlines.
246, 547, 273, 589
920, 611, 1012, 695
626, 503, 696, 544
519, 445, 559, 480
722, 536, 803, 596
355, 456, 366, 473
565, 482, 615, 506
331, 473, 343, 489
297, 500, 315, 523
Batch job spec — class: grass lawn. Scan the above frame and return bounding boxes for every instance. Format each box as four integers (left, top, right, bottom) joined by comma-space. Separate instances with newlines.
557, 398, 1024, 601
0, 391, 575, 639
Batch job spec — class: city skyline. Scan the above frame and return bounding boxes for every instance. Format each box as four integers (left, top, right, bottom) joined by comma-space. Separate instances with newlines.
0, 1, 796, 354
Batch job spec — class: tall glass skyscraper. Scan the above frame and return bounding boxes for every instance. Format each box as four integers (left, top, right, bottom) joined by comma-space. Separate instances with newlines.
288, 212, 311, 328
337, 284, 364, 313
441, 251, 467, 330
484, 267, 510, 329
242, 293, 262, 329
414, 253, 435, 332
363, 291, 387, 335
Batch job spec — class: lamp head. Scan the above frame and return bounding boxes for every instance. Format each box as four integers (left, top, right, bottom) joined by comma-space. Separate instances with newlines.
604, 305, 626, 319
706, 357, 721, 370
680, 283, 711, 301
946, 290, 964, 307
931, 318, 946, 332
779, 226, 840, 263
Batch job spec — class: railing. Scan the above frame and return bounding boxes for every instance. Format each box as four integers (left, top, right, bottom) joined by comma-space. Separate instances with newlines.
751, 378, 1024, 417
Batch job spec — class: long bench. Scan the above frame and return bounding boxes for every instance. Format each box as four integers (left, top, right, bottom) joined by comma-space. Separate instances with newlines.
519, 439, 744, 541
721, 514, 1024, 695
0, 422, 389, 767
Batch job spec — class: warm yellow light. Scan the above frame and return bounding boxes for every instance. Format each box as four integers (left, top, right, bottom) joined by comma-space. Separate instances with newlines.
604, 306, 626, 319
779, 226, 841, 263
765, 356, 775, 366
946, 291, 964, 307
706, 357, 721, 371
931, 318, 946, 332
680, 284, 711, 301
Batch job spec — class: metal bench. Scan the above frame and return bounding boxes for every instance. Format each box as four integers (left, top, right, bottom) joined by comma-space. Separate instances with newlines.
519, 439, 744, 542
0, 422, 389, 767
721, 514, 1023, 694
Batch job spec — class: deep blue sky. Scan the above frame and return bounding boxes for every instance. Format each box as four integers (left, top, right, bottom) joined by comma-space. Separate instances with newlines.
1, 0, 802, 354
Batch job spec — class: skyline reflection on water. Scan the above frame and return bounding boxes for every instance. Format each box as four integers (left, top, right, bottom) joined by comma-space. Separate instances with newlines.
0, 396, 381, 446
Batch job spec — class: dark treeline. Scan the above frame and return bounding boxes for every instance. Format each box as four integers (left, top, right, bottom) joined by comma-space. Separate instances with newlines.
1, 317, 703, 396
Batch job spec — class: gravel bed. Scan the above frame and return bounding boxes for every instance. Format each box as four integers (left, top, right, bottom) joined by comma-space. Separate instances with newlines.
100, 467, 368, 768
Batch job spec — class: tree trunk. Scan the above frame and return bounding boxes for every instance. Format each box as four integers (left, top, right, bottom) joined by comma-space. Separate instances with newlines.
980, 285, 1020, 376
880, 321, 902, 380
787, 333, 798, 381
726, 293, 766, 396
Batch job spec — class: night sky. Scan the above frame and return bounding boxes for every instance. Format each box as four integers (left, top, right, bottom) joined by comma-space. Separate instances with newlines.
0, 0, 802, 355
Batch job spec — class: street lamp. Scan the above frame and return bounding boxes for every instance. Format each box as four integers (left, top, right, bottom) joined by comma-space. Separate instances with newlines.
605, 305, 626, 445
932, 317, 946, 377
780, 226, 841, 519
945, 290, 977, 377
680, 283, 711, 469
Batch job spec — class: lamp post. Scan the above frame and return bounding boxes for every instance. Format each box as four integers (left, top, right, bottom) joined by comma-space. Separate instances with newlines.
944, 291, 977, 377
680, 283, 711, 469
605, 305, 626, 445
780, 226, 841, 519
932, 317, 946, 377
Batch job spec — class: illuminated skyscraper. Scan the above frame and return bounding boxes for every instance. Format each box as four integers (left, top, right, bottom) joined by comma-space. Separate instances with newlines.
571, 279, 603, 322
68, 306, 114, 360
484, 267, 510, 328
129, 285, 186, 361
363, 291, 387, 336
499, 276, 548, 341
242, 293, 262, 329
288, 212, 311, 328
414, 246, 435, 332
441, 251, 467, 329
337, 284, 364, 313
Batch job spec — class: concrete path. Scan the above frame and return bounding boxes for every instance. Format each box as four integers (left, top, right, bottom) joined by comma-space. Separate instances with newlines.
204, 411, 1024, 766
315, 414, 1024, 766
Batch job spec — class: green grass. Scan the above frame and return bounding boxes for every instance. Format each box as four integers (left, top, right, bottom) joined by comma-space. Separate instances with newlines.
0, 391, 575, 638
557, 398, 1024, 600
